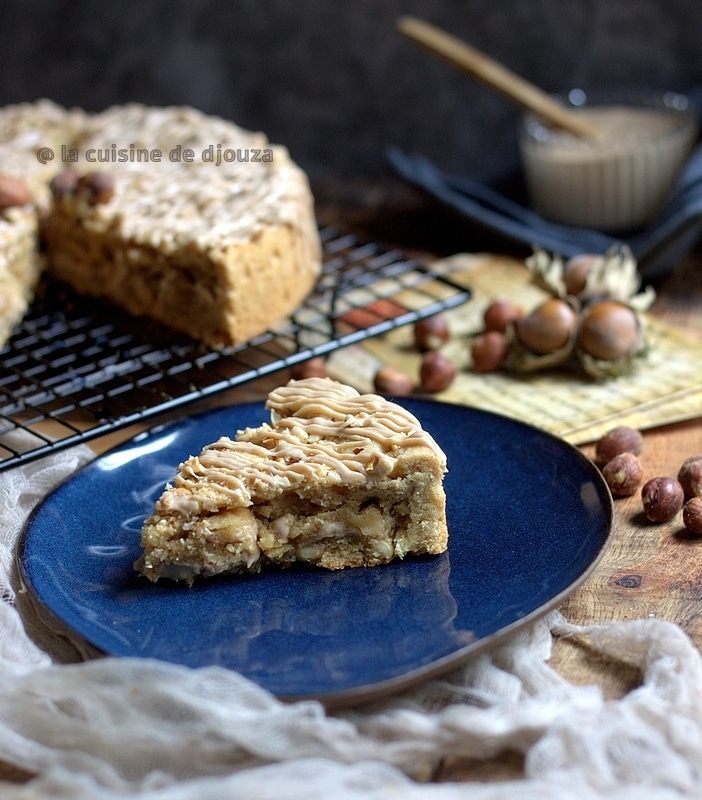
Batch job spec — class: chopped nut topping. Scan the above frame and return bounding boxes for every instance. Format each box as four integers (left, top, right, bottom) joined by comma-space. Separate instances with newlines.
50, 169, 80, 200
76, 171, 115, 205
0, 174, 31, 210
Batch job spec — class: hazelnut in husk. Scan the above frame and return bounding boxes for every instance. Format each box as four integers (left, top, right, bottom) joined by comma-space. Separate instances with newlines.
563, 254, 604, 297
576, 300, 647, 378
505, 297, 579, 372
526, 245, 654, 308
567, 246, 645, 304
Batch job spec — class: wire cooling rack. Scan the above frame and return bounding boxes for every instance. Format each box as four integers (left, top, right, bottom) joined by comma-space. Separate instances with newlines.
0, 227, 470, 472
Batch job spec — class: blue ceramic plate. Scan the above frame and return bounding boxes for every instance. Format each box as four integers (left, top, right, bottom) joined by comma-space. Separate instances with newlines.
19, 400, 612, 707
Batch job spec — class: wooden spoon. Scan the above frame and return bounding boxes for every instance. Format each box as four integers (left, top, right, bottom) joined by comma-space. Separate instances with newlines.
397, 15, 600, 139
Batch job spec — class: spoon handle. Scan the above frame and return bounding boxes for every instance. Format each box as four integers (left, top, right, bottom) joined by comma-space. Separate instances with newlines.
397, 16, 600, 139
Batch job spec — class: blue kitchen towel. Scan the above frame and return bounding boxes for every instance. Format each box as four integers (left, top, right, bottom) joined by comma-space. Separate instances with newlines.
388, 134, 702, 280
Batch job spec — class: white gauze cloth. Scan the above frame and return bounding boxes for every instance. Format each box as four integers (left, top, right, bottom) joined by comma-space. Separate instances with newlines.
1, 441, 702, 799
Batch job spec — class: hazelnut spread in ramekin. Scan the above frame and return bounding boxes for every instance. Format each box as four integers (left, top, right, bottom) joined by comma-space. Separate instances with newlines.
520, 93, 699, 231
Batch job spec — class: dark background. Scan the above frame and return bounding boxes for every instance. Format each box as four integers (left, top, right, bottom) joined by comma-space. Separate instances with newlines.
2, 0, 702, 184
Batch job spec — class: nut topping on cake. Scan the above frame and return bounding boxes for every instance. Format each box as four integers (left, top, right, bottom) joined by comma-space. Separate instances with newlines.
50, 169, 80, 200
0, 174, 31, 210
76, 171, 115, 205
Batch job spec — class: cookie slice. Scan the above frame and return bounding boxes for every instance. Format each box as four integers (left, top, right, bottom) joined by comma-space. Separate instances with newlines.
136, 377, 448, 583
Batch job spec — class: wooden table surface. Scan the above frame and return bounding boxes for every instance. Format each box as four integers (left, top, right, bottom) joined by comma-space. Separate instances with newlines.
2, 179, 701, 787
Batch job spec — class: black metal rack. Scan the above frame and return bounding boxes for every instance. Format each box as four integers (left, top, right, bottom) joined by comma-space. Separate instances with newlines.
0, 227, 470, 472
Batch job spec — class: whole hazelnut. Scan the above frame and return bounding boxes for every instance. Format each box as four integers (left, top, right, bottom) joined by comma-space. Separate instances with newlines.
601, 452, 643, 497
291, 357, 328, 380
563, 254, 603, 297
683, 497, 702, 535
373, 365, 414, 396
678, 455, 702, 498
50, 169, 79, 200
0, 174, 31, 210
578, 301, 640, 361
419, 351, 456, 394
76, 171, 115, 205
641, 477, 685, 523
414, 315, 450, 352
594, 426, 644, 465
514, 298, 578, 355
470, 331, 509, 373
483, 299, 525, 334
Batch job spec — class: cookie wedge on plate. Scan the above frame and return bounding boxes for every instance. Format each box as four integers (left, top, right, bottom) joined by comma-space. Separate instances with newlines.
136, 377, 449, 583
